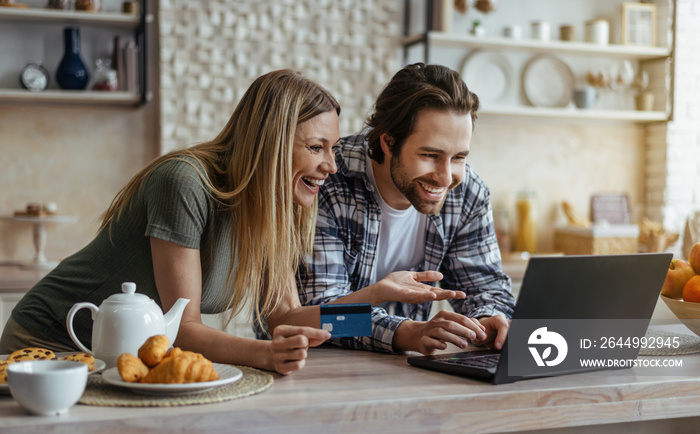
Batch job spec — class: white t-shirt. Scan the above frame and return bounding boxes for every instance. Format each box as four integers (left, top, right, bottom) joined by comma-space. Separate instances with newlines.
366, 155, 427, 284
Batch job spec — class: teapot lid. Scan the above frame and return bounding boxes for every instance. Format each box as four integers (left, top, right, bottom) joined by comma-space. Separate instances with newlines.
105, 282, 152, 304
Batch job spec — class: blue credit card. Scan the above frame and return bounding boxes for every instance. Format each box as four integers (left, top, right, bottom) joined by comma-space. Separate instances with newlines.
320, 303, 372, 337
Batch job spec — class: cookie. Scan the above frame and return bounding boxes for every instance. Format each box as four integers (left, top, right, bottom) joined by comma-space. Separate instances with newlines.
61, 353, 96, 371
137, 334, 170, 367
7, 347, 57, 362
0, 360, 13, 384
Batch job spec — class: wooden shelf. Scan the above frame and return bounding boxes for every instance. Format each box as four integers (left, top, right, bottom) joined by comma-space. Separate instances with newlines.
0, 89, 141, 105
0, 1, 149, 107
0, 7, 143, 27
404, 31, 672, 61
479, 105, 668, 122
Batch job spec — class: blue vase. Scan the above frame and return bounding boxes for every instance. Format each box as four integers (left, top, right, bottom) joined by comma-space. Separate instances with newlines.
56, 27, 89, 90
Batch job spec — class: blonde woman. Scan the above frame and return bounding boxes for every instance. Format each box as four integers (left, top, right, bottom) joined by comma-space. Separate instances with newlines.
1, 70, 339, 374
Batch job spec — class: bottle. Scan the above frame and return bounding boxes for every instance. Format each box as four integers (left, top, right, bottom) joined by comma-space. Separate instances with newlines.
514, 190, 537, 253
56, 27, 89, 90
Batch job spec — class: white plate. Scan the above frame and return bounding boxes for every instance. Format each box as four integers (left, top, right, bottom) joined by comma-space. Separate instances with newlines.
0, 353, 105, 395
460, 50, 513, 104
101, 363, 242, 395
522, 55, 575, 107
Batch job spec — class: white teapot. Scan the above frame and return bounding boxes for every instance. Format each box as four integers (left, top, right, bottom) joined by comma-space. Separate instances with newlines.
66, 282, 190, 368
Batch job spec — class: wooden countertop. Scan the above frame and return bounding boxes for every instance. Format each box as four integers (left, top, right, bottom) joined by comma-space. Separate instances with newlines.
2, 325, 700, 433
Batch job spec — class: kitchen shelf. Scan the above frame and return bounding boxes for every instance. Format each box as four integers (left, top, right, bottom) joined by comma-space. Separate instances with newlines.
0, 7, 145, 27
0, 1, 149, 106
401, 0, 674, 124
0, 89, 140, 105
478, 105, 668, 122
404, 31, 672, 61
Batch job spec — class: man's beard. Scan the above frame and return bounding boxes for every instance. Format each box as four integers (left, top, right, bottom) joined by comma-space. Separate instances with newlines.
389, 155, 453, 216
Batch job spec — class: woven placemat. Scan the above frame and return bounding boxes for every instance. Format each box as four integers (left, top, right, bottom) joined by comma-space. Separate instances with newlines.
639, 328, 700, 356
79, 365, 273, 407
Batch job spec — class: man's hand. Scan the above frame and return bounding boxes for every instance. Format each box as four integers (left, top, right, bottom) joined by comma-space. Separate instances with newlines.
270, 325, 330, 375
375, 271, 466, 305
393, 310, 487, 355
472, 315, 510, 350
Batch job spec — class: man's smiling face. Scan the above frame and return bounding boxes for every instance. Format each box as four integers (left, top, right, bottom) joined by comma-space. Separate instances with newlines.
384, 109, 472, 215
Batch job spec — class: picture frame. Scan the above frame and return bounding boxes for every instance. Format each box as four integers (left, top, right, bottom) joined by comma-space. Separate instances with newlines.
621, 2, 657, 46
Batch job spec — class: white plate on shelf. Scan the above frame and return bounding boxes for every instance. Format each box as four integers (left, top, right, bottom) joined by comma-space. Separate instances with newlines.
101, 363, 242, 395
460, 50, 513, 104
0, 353, 105, 395
522, 55, 575, 108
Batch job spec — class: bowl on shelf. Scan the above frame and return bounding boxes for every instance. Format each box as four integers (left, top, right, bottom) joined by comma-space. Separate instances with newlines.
660, 295, 700, 337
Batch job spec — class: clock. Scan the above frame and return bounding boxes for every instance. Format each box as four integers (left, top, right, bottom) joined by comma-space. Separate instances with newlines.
20, 63, 49, 92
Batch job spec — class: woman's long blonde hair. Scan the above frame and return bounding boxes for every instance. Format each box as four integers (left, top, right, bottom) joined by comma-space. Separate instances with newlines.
99, 69, 340, 326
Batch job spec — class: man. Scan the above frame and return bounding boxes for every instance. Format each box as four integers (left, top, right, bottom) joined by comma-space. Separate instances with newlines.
298, 63, 515, 355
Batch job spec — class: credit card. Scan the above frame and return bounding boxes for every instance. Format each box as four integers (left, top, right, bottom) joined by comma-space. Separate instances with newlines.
320, 303, 372, 337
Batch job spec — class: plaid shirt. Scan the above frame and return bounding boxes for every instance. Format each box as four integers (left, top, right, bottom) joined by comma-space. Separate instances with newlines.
298, 130, 515, 353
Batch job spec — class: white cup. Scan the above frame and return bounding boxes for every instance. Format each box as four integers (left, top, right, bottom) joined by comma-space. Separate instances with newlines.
8, 361, 88, 416
502, 25, 522, 39
531, 21, 550, 41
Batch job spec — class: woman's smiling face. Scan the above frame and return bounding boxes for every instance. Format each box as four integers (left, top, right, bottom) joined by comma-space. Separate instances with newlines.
291, 110, 340, 208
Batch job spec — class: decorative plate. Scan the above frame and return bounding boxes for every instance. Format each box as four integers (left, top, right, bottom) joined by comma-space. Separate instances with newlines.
460, 50, 513, 104
101, 363, 243, 395
522, 55, 575, 107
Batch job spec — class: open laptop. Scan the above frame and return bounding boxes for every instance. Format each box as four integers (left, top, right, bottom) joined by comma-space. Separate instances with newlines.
407, 253, 672, 384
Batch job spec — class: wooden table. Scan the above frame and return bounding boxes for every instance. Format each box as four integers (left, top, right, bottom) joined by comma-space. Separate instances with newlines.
2, 326, 700, 433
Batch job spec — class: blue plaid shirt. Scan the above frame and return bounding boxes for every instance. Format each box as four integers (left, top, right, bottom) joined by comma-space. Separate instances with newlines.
298, 130, 515, 353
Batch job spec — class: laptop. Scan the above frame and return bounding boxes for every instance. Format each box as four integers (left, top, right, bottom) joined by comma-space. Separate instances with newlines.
407, 253, 672, 384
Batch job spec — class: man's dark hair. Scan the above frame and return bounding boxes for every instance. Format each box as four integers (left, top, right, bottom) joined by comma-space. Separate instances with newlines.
366, 63, 479, 164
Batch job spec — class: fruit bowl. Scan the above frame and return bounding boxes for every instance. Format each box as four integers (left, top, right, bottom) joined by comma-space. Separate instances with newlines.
660, 294, 700, 337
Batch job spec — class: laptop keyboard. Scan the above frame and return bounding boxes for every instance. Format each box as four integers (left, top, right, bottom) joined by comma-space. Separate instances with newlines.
443, 353, 500, 369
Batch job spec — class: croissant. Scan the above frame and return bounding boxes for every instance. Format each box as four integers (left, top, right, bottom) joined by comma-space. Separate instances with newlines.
117, 353, 150, 382
138, 334, 171, 367
140, 350, 219, 384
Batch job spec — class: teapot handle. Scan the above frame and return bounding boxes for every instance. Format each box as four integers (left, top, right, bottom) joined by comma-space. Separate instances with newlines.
66, 302, 99, 354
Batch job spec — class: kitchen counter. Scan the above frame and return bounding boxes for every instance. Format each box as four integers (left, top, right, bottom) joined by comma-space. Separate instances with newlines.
2, 324, 700, 433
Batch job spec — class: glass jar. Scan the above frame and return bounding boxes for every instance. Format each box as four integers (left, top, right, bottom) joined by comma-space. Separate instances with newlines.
75, 0, 101, 12
514, 190, 537, 253
92, 58, 117, 91
494, 208, 512, 255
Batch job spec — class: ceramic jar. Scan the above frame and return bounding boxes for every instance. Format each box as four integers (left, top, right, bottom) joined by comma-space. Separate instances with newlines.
585, 19, 609, 45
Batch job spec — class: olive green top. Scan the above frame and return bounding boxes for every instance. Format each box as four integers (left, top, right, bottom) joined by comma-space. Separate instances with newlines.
11, 158, 234, 350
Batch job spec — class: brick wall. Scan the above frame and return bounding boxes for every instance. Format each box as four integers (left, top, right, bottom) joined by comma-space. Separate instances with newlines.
646, 0, 700, 249
158, 0, 401, 153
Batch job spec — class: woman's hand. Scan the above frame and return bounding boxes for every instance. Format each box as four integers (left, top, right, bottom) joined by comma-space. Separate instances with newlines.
374, 271, 466, 305
270, 325, 330, 375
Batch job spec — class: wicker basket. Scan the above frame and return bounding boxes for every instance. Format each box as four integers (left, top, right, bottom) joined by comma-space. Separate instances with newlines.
554, 225, 639, 255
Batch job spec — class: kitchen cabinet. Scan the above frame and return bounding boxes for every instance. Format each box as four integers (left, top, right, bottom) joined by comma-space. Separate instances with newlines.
402, 0, 674, 123
0, 0, 151, 106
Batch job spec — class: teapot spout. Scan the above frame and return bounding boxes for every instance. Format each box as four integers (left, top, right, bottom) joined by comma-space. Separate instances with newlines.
163, 298, 190, 345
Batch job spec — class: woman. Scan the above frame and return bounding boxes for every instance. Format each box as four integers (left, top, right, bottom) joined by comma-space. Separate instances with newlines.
0, 69, 339, 374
